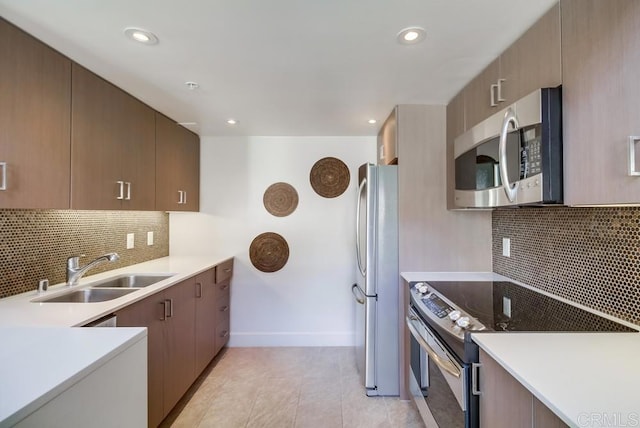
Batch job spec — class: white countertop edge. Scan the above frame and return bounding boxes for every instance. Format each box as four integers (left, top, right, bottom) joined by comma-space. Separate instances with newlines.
0, 255, 233, 327
0, 327, 147, 426
471, 332, 576, 427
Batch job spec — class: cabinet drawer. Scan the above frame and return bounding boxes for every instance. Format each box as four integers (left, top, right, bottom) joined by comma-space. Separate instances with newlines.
215, 259, 234, 283
214, 279, 231, 300
217, 293, 230, 325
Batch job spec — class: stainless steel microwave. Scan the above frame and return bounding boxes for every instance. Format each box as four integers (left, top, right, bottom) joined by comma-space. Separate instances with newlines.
453, 87, 562, 208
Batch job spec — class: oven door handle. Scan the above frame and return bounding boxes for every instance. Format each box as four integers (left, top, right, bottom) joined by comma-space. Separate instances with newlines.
406, 315, 461, 378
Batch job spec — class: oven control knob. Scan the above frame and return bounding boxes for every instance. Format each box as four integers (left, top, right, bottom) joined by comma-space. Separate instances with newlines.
456, 317, 471, 329
448, 310, 461, 322
415, 283, 428, 294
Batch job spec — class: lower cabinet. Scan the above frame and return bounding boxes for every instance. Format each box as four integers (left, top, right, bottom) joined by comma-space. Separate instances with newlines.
116, 261, 233, 428
478, 349, 567, 428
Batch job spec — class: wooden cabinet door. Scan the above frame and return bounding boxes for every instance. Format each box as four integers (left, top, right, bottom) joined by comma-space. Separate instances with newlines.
478, 349, 532, 428
562, 0, 640, 205
71, 65, 156, 210
163, 277, 196, 415
155, 114, 200, 211
378, 108, 397, 165
463, 58, 500, 129
446, 91, 465, 210
501, 3, 561, 104
0, 18, 71, 209
116, 292, 166, 428
533, 397, 568, 428
194, 268, 217, 374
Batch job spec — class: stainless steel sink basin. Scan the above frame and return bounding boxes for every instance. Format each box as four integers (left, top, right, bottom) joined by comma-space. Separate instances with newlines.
90, 274, 173, 288
37, 288, 138, 303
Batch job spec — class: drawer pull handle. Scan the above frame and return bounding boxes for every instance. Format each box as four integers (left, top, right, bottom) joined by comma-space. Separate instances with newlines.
472, 363, 482, 396
220, 305, 229, 312
221, 330, 229, 338
224, 268, 232, 273
220, 284, 229, 290
628, 136, 640, 176
0, 162, 6, 191
117, 181, 124, 200
125, 182, 131, 200
196, 282, 202, 298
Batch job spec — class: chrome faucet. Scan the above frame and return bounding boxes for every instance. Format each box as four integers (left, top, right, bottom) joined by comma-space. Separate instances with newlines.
66, 252, 120, 287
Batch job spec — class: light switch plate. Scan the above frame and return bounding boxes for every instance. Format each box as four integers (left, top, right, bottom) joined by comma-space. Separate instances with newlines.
147, 231, 154, 246
502, 237, 511, 257
126, 233, 135, 249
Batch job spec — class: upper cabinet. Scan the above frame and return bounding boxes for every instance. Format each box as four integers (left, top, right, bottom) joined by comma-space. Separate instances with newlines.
446, 91, 465, 210
155, 114, 200, 211
377, 108, 398, 165
461, 3, 562, 130
0, 18, 71, 209
71, 65, 156, 210
561, 0, 640, 205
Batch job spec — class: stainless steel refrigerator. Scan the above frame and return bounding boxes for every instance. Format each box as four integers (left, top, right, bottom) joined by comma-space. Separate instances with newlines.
352, 163, 399, 396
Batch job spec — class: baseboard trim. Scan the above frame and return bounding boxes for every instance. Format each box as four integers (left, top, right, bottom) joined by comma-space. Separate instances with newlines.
228, 331, 355, 347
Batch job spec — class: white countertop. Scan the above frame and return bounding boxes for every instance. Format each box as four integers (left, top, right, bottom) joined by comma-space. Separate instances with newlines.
402, 271, 640, 427
473, 332, 640, 428
0, 326, 147, 426
0, 255, 232, 327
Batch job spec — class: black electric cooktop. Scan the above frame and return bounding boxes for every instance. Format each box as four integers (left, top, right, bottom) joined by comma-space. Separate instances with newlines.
427, 281, 636, 333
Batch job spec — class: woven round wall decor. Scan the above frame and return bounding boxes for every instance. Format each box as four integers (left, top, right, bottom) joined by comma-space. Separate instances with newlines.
249, 232, 290, 273
309, 157, 350, 198
263, 182, 298, 217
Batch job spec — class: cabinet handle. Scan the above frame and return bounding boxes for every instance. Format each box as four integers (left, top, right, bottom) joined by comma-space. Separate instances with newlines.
220, 283, 229, 291
117, 181, 125, 200
183, 191, 187, 204
220, 305, 229, 312
168, 299, 174, 317
177, 190, 183, 204
196, 282, 202, 298
496, 78, 506, 102
490, 83, 499, 107
471, 363, 482, 396
0, 162, 6, 191
628, 136, 640, 176
125, 182, 131, 200
220, 330, 229, 338
224, 268, 232, 273
160, 301, 167, 321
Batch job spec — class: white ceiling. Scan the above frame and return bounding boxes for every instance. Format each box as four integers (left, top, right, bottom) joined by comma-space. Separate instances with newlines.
0, 0, 557, 137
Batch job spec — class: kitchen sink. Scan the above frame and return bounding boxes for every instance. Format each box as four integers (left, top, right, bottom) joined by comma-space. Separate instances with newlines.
90, 274, 173, 288
37, 288, 138, 303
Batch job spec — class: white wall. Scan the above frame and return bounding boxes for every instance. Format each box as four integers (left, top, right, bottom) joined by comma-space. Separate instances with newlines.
170, 136, 376, 346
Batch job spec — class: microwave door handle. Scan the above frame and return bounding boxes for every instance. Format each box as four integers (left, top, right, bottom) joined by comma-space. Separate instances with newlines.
498, 108, 519, 203
406, 316, 461, 378
355, 178, 367, 277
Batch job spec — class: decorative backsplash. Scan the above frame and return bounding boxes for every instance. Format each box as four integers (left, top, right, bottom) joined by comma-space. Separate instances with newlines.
0, 210, 169, 298
493, 207, 640, 326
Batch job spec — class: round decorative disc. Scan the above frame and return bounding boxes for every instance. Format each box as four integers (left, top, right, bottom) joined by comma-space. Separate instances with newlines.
309, 157, 350, 198
263, 182, 298, 217
249, 232, 290, 273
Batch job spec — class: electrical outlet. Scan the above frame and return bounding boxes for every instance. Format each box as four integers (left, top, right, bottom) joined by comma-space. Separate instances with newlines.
126, 233, 135, 249
502, 237, 511, 257
503, 297, 512, 318
147, 231, 154, 246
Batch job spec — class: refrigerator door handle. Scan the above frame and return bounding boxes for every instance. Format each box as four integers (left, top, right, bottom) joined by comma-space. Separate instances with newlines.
356, 177, 367, 277
351, 283, 365, 304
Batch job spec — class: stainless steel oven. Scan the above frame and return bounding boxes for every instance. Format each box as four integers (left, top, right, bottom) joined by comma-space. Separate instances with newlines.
406, 279, 636, 428
407, 306, 466, 428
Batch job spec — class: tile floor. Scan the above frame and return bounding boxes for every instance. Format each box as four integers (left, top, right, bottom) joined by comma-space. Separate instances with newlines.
161, 347, 425, 428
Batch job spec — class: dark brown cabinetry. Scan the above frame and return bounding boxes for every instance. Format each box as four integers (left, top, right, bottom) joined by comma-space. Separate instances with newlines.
561, 0, 640, 205
459, 3, 561, 130
478, 349, 568, 428
155, 114, 200, 211
116, 260, 233, 427
71, 64, 156, 210
0, 18, 71, 209
194, 268, 217, 375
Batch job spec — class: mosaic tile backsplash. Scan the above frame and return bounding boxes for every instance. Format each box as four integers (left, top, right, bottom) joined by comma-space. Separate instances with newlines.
493, 207, 640, 326
0, 210, 169, 298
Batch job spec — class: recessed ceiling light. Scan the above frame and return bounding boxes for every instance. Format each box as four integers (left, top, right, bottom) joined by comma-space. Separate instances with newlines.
397, 26, 426, 45
185, 81, 200, 90
226, 119, 238, 125
124, 27, 158, 45
367, 119, 377, 125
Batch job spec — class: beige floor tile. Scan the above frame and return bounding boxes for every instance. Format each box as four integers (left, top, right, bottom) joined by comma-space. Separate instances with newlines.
163, 347, 425, 428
